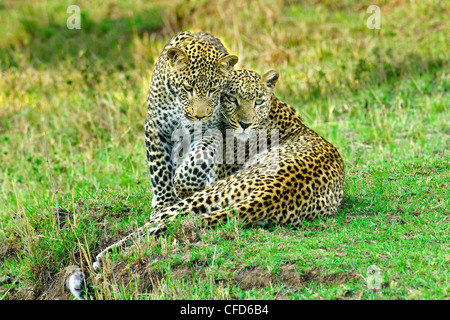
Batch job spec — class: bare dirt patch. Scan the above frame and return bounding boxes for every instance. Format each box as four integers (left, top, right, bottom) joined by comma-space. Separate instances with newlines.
233, 266, 275, 290
233, 264, 358, 292
0, 240, 22, 264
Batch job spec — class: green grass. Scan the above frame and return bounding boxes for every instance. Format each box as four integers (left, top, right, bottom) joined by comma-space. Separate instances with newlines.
0, 0, 449, 300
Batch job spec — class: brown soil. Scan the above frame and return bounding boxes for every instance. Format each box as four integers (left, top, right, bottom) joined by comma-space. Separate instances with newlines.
233, 264, 357, 292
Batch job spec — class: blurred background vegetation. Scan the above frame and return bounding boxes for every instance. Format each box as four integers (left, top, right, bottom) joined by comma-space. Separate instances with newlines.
0, 0, 448, 300
0, 0, 447, 216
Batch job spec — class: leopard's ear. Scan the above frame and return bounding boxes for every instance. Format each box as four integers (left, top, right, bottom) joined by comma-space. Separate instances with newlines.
262, 70, 279, 90
217, 55, 239, 74
167, 47, 189, 71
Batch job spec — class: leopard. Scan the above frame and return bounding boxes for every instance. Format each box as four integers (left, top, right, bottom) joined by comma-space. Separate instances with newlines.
89, 68, 345, 272
144, 31, 238, 212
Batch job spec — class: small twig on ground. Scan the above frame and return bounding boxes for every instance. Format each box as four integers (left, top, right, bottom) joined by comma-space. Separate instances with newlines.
210, 245, 217, 290
45, 132, 60, 229
211, 245, 217, 269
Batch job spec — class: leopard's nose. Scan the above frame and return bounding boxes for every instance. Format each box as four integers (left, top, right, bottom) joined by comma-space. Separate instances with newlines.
239, 121, 251, 129
192, 99, 212, 120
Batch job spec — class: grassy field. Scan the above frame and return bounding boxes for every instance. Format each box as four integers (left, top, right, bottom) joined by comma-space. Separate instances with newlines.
0, 0, 449, 300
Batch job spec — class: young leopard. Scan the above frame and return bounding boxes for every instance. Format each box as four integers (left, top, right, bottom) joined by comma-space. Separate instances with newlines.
145, 31, 238, 212
92, 69, 345, 269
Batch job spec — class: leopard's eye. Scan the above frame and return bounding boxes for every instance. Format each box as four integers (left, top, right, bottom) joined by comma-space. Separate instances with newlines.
227, 95, 237, 103
255, 99, 264, 105
184, 84, 194, 93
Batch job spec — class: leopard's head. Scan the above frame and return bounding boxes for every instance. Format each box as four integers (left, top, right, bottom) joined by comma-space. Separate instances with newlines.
166, 39, 238, 121
221, 69, 279, 140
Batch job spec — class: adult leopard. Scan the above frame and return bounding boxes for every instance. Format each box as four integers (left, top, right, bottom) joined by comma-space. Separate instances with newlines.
145, 31, 238, 212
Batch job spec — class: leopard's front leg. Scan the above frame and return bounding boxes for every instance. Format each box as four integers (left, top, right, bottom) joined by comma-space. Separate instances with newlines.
173, 131, 223, 199
145, 118, 179, 212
